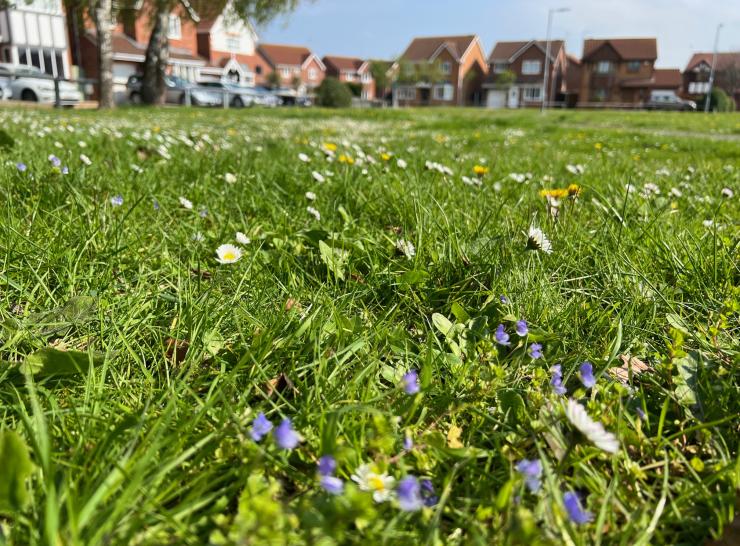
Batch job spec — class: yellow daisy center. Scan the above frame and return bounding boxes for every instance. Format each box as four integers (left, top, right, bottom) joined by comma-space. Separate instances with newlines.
368, 476, 386, 491
223, 252, 236, 261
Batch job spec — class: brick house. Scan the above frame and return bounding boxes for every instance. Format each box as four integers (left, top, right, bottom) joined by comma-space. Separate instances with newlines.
256, 43, 325, 95
196, 8, 267, 86
683, 52, 740, 109
322, 55, 374, 100
482, 40, 567, 108
0, 0, 72, 78
578, 38, 658, 106
390, 35, 488, 106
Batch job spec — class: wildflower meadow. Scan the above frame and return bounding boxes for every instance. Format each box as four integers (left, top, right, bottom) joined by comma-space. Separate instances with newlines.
0, 107, 738, 545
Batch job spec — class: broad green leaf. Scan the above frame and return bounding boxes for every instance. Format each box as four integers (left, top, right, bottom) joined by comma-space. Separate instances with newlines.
318, 240, 347, 281
451, 302, 470, 323
666, 313, 690, 336
499, 390, 526, 426
20, 348, 102, 377
399, 269, 429, 285
432, 313, 454, 337
0, 431, 33, 514
674, 351, 701, 418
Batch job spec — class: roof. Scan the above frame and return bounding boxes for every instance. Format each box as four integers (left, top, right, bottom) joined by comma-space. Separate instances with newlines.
323, 55, 366, 72
400, 35, 478, 62
685, 51, 740, 71
489, 40, 564, 62
652, 68, 682, 88
565, 56, 582, 92
258, 43, 319, 68
107, 32, 204, 63
583, 38, 657, 61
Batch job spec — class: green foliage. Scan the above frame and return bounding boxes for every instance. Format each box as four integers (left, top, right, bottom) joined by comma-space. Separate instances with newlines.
346, 82, 362, 97
266, 70, 281, 90
703, 87, 736, 112
0, 431, 33, 514
369, 60, 391, 94
495, 70, 517, 87
315, 77, 352, 108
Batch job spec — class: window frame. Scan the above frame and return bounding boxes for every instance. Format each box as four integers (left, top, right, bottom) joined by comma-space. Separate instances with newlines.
595, 61, 612, 74
521, 60, 541, 75
522, 86, 542, 101
167, 14, 182, 40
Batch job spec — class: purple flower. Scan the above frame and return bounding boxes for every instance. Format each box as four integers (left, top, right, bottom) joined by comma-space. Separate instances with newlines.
420, 479, 438, 506
274, 418, 300, 449
495, 324, 510, 346
110, 195, 124, 207
61, 166, 69, 175
500, 295, 509, 305
153, 198, 160, 210
551, 365, 567, 395
515, 458, 542, 493
563, 491, 593, 525
320, 475, 344, 495
515, 320, 528, 337
579, 362, 596, 389
318, 455, 337, 476
48, 154, 61, 168
250, 412, 273, 442
16, 163, 27, 172
397, 476, 423, 511
199, 208, 208, 218
402, 370, 420, 395
403, 435, 414, 450
635, 407, 646, 420
528, 343, 543, 359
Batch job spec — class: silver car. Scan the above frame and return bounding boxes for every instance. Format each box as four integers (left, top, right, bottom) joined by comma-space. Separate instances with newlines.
127, 75, 221, 107
0, 62, 82, 106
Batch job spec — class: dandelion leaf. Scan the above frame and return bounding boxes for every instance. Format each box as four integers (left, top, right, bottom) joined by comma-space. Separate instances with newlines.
21, 348, 102, 377
0, 430, 33, 514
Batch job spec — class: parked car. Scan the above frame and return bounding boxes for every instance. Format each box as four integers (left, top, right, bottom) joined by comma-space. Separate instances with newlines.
252, 87, 282, 107
645, 92, 696, 111
0, 62, 82, 106
197, 81, 257, 107
127, 75, 221, 107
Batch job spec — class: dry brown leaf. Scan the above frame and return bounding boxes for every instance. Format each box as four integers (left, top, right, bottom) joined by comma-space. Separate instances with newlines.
165, 338, 189, 364
265, 373, 299, 398
609, 354, 651, 383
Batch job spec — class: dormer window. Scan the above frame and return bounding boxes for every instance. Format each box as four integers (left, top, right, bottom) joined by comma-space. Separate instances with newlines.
522, 60, 541, 75
440, 61, 451, 74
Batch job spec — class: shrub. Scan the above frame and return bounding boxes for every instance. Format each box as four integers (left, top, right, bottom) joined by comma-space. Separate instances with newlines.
346, 82, 362, 97
703, 88, 736, 112
316, 78, 352, 108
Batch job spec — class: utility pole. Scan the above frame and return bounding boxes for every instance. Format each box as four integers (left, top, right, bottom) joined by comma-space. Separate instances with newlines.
704, 23, 723, 113
542, 7, 570, 113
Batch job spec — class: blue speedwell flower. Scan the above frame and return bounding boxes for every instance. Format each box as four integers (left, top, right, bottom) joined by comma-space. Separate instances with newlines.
579, 362, 596, 389
318, 455, 337, 477
551, 365, 567, 395
402, 370, 420, 395
515, 320, 529, 337
397, 476, 423, 511
16, 163, 27, 172
529, 343, 543, 359
495, 324, 510, 346
250, 413, 273, 442
403, 434, 414, 450
515, 459, 542, 493
320, 475, 344, 495
563, 491, 593, 525
110, 195, 124, 207
420, 479, 438, 506
48, 154, 61, 168
274, 418, 301, 449
499, 295, 510, 305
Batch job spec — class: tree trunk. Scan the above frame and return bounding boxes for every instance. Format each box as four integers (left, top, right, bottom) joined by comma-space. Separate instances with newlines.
141, 9, 170, 105
95, 0, 114, 108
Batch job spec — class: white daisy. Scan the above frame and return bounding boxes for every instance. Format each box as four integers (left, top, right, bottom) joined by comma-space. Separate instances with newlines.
305, 191, 317, 201
215, 244, 242, 264
566, 164, 585, 175
527, 226, 552, 254
669, 187, 682, 198
396, 239, 416, 259
397, 159, 408, 169
298, 153, 310, 163
307, 206, 321, 221
721, 187, 734, 199
565, 399, 619, 454
179, 197, 193, 210
224, 173, 237, 184
351, 464, 396, 503
312, 171, 325, 183
236, 232, 250, 245
80, 154, 92, 166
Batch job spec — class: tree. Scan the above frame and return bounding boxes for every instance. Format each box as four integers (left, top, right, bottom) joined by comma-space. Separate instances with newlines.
92, 0, 114, 108
140, 0, 307, 104
369, 60, 390, 99
291, 75, 302, 92
316, 78, 352, 108
266, 71, 281, 90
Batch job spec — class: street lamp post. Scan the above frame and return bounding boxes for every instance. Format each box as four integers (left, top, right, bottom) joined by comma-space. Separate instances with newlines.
542, 7, 570, 113
704, 23, 723, 113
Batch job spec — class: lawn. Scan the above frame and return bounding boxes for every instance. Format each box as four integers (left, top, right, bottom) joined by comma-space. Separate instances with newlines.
0, 106, 738, 545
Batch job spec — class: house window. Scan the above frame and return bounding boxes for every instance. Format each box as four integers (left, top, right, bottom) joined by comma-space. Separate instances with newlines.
342, 70, 354, 81
361, 89, 369, 100
309, 68, 318, 80
397, 86, 416, 100
280, 67, 291, 79
688, 81, 710, 94
595, 61, 612, 74
433, 83, 454, 101
493, 62, 508, 74
522, 60, 541, 75
440, 61, 451, 74
167, 15, 181, 39
593, 88, 607, 101
627, 60, 640, 73
226, 36, 240, 52
523, 86, 542, 101
361, 72, 371, 83
255, 66, 262, 75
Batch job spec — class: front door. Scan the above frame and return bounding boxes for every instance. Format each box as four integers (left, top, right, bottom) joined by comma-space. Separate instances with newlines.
419, 88, 430, 105
507, 86, 520, 108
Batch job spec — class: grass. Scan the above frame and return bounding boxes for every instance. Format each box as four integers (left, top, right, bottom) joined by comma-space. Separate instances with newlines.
0, 106, 737, 545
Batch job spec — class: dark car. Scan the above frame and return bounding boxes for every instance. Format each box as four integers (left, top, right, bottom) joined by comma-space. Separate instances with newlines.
127, 75, 221, 107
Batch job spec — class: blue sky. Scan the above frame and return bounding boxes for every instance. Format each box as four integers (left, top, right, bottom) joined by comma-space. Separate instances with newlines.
259, 0, 740, 68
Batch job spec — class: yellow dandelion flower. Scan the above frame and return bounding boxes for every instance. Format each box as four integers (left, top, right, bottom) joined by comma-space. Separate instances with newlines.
567, 184, 582, 197
323, 142, 338, 152
381, 153, 391, 161
594, 142, 603, 150
338, 154, 355, 165
473, 165, 489, 176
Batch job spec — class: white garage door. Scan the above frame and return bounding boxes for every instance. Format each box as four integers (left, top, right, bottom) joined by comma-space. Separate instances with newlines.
486, 89, 506, 109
